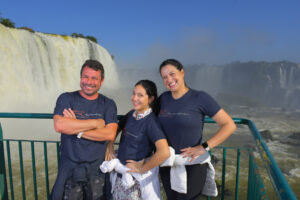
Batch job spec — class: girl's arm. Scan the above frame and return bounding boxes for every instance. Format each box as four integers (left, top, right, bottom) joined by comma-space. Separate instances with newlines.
126, 138, 170, 173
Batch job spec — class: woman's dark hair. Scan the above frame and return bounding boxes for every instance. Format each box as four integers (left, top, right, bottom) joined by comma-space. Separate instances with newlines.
80, 59, 105, 79
159, 58, 184, 73
135, 80, 159, 114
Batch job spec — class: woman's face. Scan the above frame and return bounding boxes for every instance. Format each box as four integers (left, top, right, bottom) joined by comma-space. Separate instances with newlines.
160, 64, 185, 92
131, 84, 152, 114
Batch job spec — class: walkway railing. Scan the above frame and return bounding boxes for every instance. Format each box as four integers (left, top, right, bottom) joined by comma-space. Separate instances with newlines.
0, 113, 297, 200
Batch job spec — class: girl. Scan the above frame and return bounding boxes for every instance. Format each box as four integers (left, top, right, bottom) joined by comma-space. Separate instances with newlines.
105, 80, 170, 200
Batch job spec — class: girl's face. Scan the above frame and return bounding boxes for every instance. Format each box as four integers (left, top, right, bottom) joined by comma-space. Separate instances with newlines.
131, 85, 153, 114
160, 64, 185, 92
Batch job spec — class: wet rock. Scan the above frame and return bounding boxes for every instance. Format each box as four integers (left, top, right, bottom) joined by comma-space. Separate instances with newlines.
259, 130, 273, 141
288, 132, 300, 140
215, 180, 233, 197
211, 154, 219, 164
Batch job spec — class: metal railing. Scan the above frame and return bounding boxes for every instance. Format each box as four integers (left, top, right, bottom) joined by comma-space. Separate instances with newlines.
0, 113, 297, 200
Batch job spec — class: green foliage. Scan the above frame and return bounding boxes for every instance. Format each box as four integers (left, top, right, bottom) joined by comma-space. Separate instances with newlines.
85, 35, 97, 43
18, 27, 35, 33
0, 18, 15, 28
71, 33, 84, 38
71, 32, 98, 43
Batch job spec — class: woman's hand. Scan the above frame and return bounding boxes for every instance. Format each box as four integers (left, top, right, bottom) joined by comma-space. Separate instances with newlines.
126, 159, 145, 174
180, 145, 207, 162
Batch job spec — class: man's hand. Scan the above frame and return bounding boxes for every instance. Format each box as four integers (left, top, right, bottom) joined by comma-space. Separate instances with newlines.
63, 108, 76, 119
63, 108, 105, 129
95, 119, 105, 129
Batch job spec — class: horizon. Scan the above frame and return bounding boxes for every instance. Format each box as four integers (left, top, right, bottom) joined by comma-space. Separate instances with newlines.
1, 0, 300, 69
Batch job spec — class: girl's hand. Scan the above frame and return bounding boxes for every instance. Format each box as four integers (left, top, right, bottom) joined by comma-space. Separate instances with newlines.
126, 159, 145, 174
180, 145, 206, 162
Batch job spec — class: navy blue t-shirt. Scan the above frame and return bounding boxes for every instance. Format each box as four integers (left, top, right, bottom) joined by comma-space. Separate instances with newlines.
158, 89, 221, 154
117, 110, 166, 165
53, 91, 118, 163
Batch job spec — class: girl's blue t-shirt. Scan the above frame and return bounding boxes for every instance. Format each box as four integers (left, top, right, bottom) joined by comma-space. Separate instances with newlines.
158, 89, 221, 154
117, 110, 166, 165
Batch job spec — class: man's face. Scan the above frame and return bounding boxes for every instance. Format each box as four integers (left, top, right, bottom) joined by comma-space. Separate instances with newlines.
79, 66, 104, 99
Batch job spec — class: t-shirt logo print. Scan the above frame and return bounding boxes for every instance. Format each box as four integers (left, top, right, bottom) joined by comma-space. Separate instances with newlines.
159, 109, 171, 118
122, 128, 138, 138
159, 109, 189, 117
73, 110, 103, 119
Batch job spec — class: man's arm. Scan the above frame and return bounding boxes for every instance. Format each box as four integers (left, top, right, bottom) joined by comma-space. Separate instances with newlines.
81, 123, 118, 141
54, 108, 117, 141
53, 108, 105, 135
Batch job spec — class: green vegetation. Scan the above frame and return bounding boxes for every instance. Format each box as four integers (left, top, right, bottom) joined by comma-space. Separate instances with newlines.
18, 27, 35, 33
0, 18, 15, 28
71, 33, 98, 43
0, 12, 98, 43
0, 12, 15, 28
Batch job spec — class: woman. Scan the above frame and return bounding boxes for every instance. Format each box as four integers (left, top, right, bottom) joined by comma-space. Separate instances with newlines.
104, 80, 170, 200
158, 59, 236, 200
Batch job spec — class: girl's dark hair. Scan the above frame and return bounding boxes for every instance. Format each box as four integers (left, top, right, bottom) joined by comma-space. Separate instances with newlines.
135, 80, 159, 115
159, 58, 184, 73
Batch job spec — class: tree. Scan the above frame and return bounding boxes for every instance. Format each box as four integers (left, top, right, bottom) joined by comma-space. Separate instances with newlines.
71, 33, 98, 43
86, 35, 97, 43
0, 18, 15, 28
71, 33, 84, 38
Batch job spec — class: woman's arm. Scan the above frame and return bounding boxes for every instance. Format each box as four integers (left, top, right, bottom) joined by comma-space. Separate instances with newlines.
105, 140, 116, 161
207, 108, 236, 148
104, 125, 124, 161
181, 109, 236, 161
126, 138, 170, 173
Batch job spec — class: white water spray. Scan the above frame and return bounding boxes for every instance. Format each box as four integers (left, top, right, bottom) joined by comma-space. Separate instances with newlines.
0, 24, 119, 140
0, 24, 119, 113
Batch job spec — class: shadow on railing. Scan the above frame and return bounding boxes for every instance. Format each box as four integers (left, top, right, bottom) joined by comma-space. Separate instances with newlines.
0, 113, 297, 200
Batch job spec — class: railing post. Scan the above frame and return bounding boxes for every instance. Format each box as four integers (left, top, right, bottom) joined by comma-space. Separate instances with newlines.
0, 123, 8, 200
221, 148, 227, 200
235, 148, 240, 200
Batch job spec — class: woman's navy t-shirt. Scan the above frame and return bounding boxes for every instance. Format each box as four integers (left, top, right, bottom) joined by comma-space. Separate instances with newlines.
117, 110, 166, 165
158, 89, 221, 154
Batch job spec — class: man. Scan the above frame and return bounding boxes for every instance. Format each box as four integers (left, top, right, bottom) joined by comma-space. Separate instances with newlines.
50, 59, 118, 200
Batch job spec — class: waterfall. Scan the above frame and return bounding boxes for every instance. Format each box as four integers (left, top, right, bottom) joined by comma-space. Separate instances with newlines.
0, 24, 119, 113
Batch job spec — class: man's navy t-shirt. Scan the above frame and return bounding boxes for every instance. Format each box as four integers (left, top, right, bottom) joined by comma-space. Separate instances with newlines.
53, 91, 118, 163
117, 110, 166, 165
158, 89, 221, 154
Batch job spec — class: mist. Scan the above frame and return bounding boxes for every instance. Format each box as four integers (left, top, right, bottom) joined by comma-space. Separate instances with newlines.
116, 26, 300, 69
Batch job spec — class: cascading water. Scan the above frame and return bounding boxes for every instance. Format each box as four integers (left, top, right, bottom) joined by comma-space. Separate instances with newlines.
0, 24, 119, 113
0, 24, 119, 140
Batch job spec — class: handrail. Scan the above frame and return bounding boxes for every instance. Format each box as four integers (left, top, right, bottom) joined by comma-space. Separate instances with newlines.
0, 112, 297, 200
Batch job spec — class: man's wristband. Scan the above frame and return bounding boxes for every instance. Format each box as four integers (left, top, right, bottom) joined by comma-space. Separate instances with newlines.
202, 141, 210, 151
77, 132, 83, 139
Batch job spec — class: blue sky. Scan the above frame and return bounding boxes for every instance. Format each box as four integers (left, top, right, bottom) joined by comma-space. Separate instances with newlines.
1, 0, 300, 68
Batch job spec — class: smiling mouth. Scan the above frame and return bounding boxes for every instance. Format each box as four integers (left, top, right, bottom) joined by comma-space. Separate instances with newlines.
132, 102, 140, 107
83, 84, 95, 89
169, 82, 176, 87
